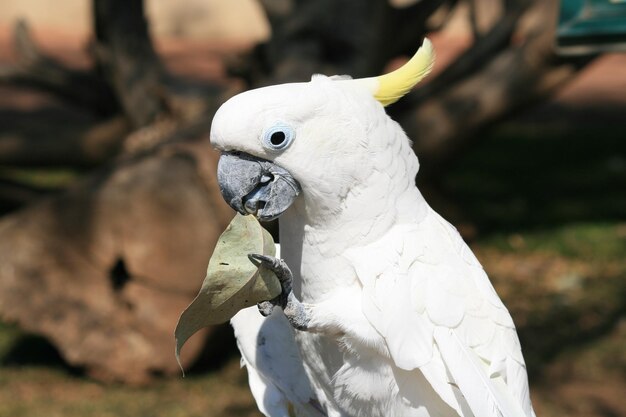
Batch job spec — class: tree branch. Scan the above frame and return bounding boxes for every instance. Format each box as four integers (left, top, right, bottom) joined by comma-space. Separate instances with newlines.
397, 0, 590, 178
0, 21, 118, 116
0, 178, 51, 212
398, 0, 531, 108
0, 109, 129, 167
93, 0, 167, 128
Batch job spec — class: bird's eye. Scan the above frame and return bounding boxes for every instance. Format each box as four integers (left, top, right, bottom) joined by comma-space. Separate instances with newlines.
261, 123, 295, 151
270, 131, 285, 146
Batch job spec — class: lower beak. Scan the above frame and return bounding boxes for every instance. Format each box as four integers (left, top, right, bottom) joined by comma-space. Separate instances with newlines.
217, 152, 301, 221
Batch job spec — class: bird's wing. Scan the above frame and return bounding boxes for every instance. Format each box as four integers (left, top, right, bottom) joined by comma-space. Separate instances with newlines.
344, 207, 534, 417
231, 306, 327, 417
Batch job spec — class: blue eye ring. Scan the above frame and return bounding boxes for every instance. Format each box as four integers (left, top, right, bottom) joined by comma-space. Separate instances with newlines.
261, 123, 295, 151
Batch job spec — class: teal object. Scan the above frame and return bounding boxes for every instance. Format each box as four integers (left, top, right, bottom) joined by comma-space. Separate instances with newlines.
557, 0, 626, 54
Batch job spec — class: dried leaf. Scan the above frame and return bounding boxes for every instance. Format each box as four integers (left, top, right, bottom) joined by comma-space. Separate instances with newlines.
175, 213, 280, 367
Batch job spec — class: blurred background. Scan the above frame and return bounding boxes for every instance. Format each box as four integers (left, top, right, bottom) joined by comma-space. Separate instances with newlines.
0, 0, 624, 416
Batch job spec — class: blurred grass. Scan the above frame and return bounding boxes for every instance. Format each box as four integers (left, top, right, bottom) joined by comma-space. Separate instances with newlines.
0, 166, 81, 214
481, 222, 626, 261
0, 360, 258, 417
0, 322, 20, 359
0, 121, 625, 416
0, 167, 80, 189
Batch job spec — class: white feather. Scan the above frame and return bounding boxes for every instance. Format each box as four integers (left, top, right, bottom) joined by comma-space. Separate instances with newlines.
231, 307, 326, 417
433, 327, 528, 417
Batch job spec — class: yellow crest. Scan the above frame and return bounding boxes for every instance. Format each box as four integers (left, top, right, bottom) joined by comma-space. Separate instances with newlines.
375, 38, 434, 106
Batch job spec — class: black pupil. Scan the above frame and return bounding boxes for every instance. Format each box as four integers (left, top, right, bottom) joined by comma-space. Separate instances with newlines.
270, 131, 286, 146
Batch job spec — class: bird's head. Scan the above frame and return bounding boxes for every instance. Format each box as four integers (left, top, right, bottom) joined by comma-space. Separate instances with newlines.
211, 39, 434, 222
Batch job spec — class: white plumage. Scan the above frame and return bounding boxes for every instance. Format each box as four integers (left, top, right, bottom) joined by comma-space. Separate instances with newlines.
232, 307, 327, 417
212, 42, 535, 417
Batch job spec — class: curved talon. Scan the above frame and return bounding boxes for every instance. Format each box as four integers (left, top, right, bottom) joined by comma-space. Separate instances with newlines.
248, 253, 280, 269
248, 253, 272, 267
248, 253, 293, 285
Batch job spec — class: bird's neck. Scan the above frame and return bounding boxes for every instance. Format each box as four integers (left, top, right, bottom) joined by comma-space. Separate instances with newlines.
283, 119, 428, 249
278, 125, 429, 299
287, 178, 428, 248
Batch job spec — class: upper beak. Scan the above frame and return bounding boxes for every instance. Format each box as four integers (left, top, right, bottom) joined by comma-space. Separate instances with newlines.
217, 152, 301, 221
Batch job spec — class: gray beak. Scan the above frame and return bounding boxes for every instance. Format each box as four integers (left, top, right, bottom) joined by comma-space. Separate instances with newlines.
217, 152, 301, 221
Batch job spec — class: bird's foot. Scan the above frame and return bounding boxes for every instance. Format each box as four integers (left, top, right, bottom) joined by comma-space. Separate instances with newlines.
248, 253, 310, 331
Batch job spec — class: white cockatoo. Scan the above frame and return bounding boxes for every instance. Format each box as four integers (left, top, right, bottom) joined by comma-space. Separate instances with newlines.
212, 39, 535, 417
